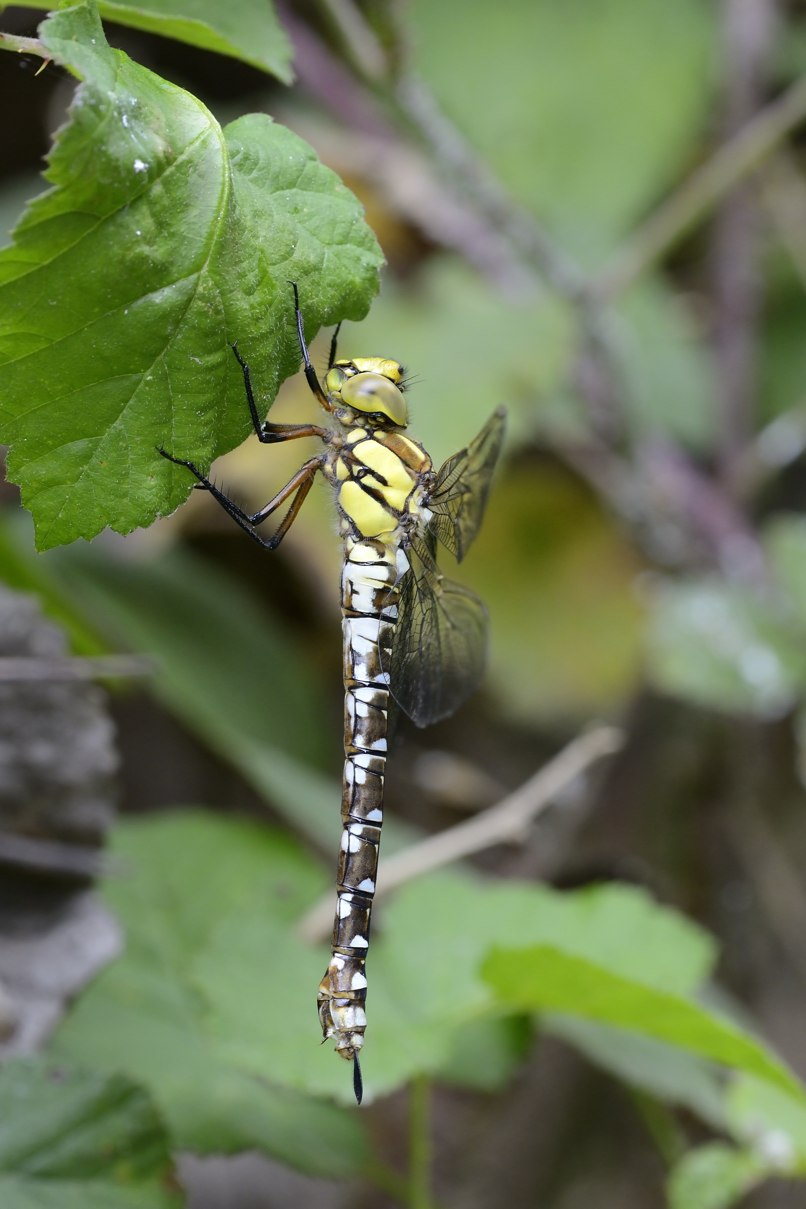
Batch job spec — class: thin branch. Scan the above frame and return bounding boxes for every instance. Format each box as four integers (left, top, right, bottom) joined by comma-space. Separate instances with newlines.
0, 831, 116, 878
593, 74, 806, 301
0, 654, 153, 682
0, 33, 45, 57
298, 726, 623, 944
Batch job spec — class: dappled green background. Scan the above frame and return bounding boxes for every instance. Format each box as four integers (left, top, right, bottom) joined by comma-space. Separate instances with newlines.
3, 1, 806, 1207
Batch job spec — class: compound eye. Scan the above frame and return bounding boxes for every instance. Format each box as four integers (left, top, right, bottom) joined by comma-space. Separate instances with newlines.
341, 372, 407, 426
325, 367, 348, 394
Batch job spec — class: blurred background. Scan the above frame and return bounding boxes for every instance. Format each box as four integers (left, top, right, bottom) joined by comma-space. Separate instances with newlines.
3, 0, 806, 1206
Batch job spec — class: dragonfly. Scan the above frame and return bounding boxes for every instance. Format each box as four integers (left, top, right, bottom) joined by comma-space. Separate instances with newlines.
160, 285, 505, 1104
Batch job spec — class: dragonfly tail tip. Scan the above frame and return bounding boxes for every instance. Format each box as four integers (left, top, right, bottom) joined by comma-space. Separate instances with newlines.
353, 1053, 363, 1106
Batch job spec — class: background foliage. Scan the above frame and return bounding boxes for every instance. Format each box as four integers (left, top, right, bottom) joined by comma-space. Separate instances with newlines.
2, 1, 806, 1206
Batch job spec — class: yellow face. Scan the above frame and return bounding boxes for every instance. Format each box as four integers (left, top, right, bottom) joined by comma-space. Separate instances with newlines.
325, 359, 408, 428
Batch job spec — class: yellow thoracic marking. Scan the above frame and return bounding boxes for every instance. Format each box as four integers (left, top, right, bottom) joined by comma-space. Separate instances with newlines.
339, 480, 397, 537
354, 438, 417, 512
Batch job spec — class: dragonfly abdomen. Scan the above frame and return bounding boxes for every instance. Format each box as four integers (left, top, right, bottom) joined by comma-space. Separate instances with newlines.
318, 535, 402, 1073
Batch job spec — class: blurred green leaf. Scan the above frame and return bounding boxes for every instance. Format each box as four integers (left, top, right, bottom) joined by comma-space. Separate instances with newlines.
667, 1144, 766, 1209
0, 1059, 180, 1208
727, 1075, 806, 1175
45, 540, 340, 844
483, 945, 804, 1102
547, 1017, 728, 1131
0, 515, 107, 656
616, 278, 717, 449
12, 0, 293, 79
764, 513, 806, 623
0, 3, 381, 549
410, 0, 715, 259
759, 271, 806, 424
52, 812, 372, 1179
646, 578, 806, 717
433, 1016, 533, 1093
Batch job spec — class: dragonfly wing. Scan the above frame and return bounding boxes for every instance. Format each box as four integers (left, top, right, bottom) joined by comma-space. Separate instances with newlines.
385, 537, 489, 728
428, 406, 506, 563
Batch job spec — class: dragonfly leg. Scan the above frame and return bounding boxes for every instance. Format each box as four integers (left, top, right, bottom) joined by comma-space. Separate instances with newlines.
231, 343, 326, 445
328, 321, 342, 369
159, 449, 322, 551
289, 281, 332, 410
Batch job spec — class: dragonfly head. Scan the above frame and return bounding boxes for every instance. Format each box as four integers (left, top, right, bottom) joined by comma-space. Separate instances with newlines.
326, 358, 408, 429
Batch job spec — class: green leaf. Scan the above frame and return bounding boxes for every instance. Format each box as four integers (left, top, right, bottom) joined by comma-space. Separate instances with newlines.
0, 2, 382, 550
546, 1017, 729, 1131
433, 1016, 533, 1092
0, 1059, 180, 1208
0, 514, 107, 655
196, 870, 715, 1102
667, 1144, 766, 1209
11, 0, 293, 79
52, 812, 373, 1179
764, 513, 806, 624
616, 278, 717, 449
54, 811, 717, 1108
646, 578, 806, 717
410, 0, 715, 259
727, 1075, 806, 1174
482, 945, 805, 1103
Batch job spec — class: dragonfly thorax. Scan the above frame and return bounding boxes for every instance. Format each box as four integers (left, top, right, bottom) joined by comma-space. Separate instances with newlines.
325, 360, 408, 429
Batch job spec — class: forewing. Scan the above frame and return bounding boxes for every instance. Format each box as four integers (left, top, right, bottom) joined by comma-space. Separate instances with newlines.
385, 538, 489, 728
428, 406, 506, 563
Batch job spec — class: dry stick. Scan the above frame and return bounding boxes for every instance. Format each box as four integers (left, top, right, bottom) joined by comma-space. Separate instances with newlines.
0, 654, 153, 682
592, 74, 806, 302
0, 831, 114, 878
298, 725, 623, 944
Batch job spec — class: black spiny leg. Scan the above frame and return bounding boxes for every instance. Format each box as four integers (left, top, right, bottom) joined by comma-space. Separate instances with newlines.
328, 322, 342, 369
159, 448, 322, 551
231, 343, 326, 445
290, 281, 331, 410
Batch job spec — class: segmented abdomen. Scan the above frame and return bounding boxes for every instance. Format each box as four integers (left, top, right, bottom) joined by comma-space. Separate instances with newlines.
316, 536, 401, 1060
